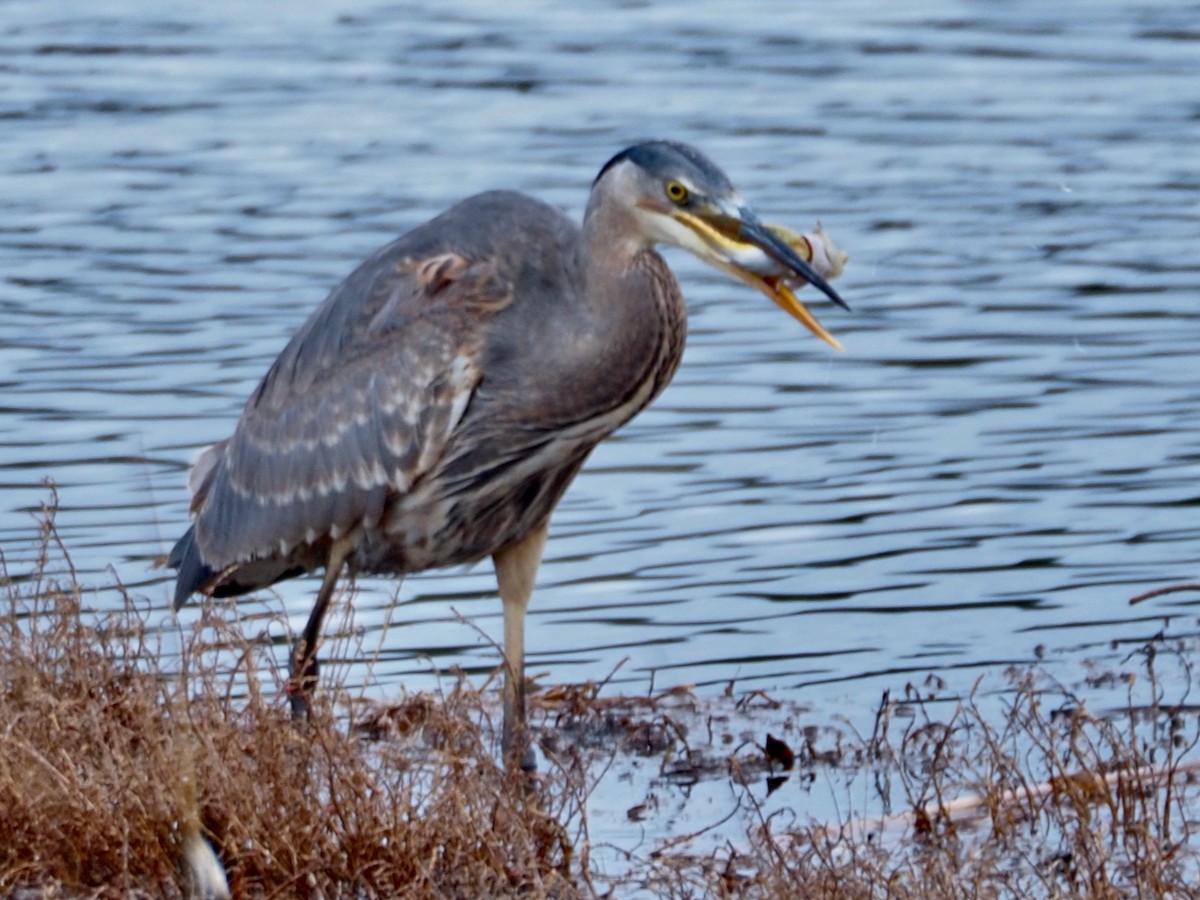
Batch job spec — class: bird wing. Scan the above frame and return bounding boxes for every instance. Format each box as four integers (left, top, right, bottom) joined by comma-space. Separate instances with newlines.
188, 247, 513, 575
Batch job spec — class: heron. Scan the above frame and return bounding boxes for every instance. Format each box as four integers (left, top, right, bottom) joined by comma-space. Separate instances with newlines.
169, 140, 849, 766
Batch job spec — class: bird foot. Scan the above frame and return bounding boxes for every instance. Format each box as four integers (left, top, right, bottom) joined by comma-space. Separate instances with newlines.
285, 679, 314, 721
503, 726, 538, 772
502, 743, 537, 774
287, 651, 319, 721
516, 741, 537, 773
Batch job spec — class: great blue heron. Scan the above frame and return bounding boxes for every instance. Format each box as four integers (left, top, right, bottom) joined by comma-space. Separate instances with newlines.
169, 140, 849, 766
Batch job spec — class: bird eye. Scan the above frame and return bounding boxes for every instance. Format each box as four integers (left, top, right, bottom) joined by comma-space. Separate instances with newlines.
665, 181, 690, 204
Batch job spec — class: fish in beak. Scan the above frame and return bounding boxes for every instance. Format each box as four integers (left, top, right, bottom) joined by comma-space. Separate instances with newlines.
671, 207, 851, 351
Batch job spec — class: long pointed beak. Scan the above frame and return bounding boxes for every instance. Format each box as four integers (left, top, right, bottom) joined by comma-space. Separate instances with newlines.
671, 207, 850, 351
737, 217, 850, 312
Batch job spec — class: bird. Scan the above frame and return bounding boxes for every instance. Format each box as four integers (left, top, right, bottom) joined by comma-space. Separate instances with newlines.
168, 140, 849, 767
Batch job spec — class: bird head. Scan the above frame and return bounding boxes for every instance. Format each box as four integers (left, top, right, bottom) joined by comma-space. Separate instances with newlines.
593, 141, 850, 350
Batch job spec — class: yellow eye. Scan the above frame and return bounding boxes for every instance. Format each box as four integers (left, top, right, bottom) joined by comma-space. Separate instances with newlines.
665, 181, 689, 204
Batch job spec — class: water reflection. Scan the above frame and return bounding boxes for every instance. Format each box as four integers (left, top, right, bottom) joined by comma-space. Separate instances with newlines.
1, 0, 1198, 730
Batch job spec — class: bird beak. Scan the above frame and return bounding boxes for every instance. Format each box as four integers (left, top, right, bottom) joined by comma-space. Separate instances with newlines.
671, 208, 850, 351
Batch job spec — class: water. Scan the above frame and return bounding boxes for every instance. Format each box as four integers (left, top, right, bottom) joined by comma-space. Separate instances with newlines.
3, 0, 1199, 750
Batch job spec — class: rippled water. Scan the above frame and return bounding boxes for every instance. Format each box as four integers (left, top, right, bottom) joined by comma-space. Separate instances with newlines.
3, 0, 1199, 743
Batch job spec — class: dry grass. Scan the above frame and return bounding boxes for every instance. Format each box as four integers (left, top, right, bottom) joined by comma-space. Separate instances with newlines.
2, 495, 1198, 898
1, 500, 576, 898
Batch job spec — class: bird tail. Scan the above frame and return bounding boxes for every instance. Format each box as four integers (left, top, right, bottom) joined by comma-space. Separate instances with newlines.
168, 526, 214, 611
168, 525, 315, 607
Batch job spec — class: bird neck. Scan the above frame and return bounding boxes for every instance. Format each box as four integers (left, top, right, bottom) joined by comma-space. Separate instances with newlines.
581, 188, 650, 270
579, 187, 666, 321
575, 196, 687, 423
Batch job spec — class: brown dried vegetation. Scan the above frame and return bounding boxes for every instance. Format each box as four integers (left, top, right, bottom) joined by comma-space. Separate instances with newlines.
2, 498, 1198, 897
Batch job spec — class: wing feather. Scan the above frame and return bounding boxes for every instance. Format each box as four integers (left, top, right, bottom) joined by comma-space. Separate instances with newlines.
171, 189, 585, 601
188, 247, 511, 574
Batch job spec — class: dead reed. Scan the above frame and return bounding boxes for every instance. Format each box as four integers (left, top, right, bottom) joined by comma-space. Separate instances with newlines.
1, 495, 1196, 897
1, 499, 576, 898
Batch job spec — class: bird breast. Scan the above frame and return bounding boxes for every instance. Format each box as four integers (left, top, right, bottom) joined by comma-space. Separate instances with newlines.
360, 249, 688, 576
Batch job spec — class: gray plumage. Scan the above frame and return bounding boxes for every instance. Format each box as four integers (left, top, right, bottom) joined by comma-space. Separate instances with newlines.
169, 140, 848, 764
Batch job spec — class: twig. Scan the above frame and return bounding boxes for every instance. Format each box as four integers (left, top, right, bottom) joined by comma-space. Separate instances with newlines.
1129, 583, 1200, 606
821, 758, 1200, 841
650, 781, 745, 856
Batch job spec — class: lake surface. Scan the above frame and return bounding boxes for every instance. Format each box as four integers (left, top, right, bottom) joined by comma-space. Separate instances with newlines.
2, 0, 1198, 749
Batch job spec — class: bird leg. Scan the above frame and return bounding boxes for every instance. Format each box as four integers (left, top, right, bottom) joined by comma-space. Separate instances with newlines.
492, 520, 549, 771
287, 537, 353, 720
